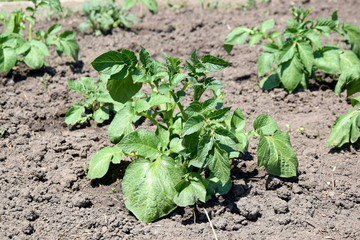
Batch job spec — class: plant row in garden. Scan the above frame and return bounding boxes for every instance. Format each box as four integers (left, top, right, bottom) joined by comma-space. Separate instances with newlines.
1, 0, 359, 223
224, 6, 360, 148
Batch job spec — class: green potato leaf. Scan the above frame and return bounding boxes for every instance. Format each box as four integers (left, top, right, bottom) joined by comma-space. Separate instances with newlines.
257, 130, 298, 178
0, 47, 16, 72
257, 52, 275, 77
173, 173, 207, 207
122, 156, 185, 223
279, 42, 296, 64
327, 109, 360, 148
231, 108, 246, 131
23, 40, 49, 69
87, 146, 123, 179
296, 41, 314, 73
65, 103, 86, 125
108, 103, 135, 143
224, 27, 250, 53
259, 73, 281, 91
351, 96, 360, 107
197, 133, 214, 167
93, 106, 110, 123
119, 129, 160, 160
91, 50, 128, 75
200, 55, 231, 73
279, 55, 304, 93
207, 145, 231, 185
107, 73, 142, 103
260, 19, 275, 33
342, 24, 360, 58
182, 114, 206, 136
314, 48, 341, 74
253, 114, 278, 135
204, 176, 232, 197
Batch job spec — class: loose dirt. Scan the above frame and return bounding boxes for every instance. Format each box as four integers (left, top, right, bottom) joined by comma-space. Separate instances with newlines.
0, 0, 359, 239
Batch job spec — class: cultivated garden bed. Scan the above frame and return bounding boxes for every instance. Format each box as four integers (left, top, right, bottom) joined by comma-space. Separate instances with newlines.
0, 0, 359, 239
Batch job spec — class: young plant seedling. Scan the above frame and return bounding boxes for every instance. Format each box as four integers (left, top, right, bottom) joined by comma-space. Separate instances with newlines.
79, 0, 137, 35
122, 0, 158, 14
65, 76, 123, 125
224, 6, 360, 96
0, 0, 79, 73
86, 47, 298, 223
327, 95, 360, 148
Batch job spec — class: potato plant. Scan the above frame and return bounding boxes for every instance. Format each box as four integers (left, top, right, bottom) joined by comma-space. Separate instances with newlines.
79, 0, 137, 35
87, 48, 298, 223
327, 95, 360, 148
0, 0, 79, 73
224, 6, 360, 96
65, 76, 123, 125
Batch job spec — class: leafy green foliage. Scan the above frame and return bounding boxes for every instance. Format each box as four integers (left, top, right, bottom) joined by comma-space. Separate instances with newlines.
225, 6, 360, 96
123, 0, 158, 14
0, 0, 79, 73
327, 96, 360, 148
79, 0, 137, 35
87, 48, 298, 223
65, 76, 123, 125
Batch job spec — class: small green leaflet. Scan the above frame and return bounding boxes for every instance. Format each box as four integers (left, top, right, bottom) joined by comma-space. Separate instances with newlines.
257, 130, 298, 178
207, 145, 231, 185
231, 108, 246, 131
204, 176, 232, 198
156, 125, 170, 150
260, 19, 275, 33
23, 40, 49, 69
169, 137, 185, 153
87, 146, 123, 179
107, 74, 142, 103
119, 129, 160, 160
351, 96, 360, 107
259, 73, 280, 91
93, 106, 110, 123
249, 33, 263, 47
197, 133, 214, 167
279, 42, 296, 64
182, 114, 206, 136
296, 41, 313, 73
0, 47, 16, 72
279, 55, 304, 92
173, 173, 207, 207
257, 52, 275, 77
342, 24, 360, 58
224, 27, 250, 53
91, 51, 128, 75
327, 109, 360, 148
314, 48, 341, 74
65, 103, 86, 125
201, 55, 231, 73
108, 104, 135, 143
253, 114, 278, 135
122, 156, 185, 223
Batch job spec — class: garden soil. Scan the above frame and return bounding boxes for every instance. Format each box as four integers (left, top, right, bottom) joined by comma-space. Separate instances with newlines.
1, 0, 359, 239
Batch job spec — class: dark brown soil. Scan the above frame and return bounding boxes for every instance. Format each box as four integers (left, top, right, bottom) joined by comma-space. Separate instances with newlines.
1, 0, 360, 239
